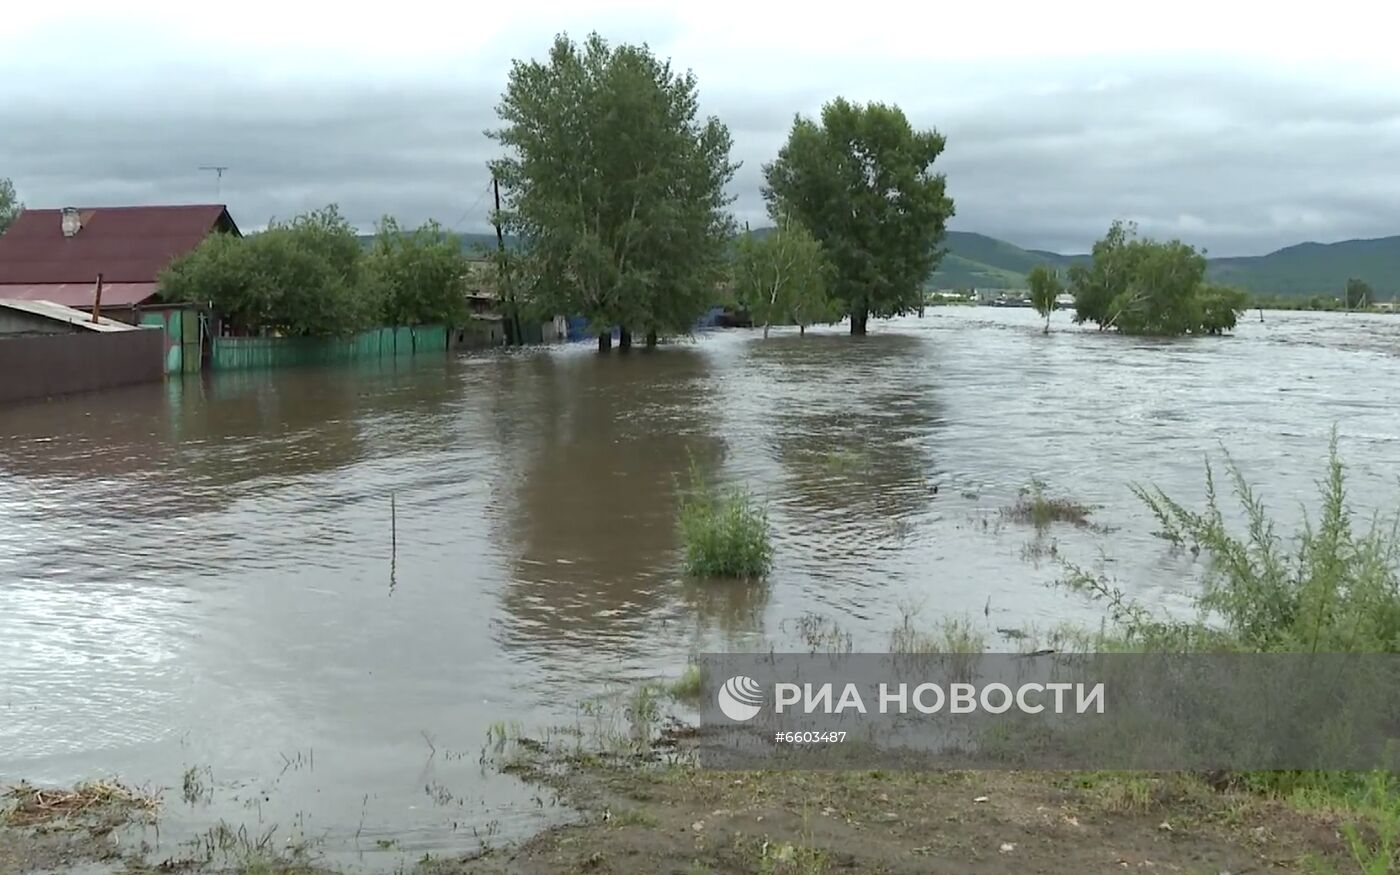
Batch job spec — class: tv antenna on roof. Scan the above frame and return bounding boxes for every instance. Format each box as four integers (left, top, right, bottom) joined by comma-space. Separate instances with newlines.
198, 166, 229, 200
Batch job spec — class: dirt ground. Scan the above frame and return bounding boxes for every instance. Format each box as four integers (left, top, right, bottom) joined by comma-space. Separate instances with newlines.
2, 760, 1367, 875
443, 754, 1358, 875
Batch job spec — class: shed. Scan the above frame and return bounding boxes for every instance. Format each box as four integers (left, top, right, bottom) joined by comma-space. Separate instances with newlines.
0, 298, 142, 334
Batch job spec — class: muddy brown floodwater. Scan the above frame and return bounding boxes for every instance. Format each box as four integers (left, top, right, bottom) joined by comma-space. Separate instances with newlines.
2, 308, 1399, 870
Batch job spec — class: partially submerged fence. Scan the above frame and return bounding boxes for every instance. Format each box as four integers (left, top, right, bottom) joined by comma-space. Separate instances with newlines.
209, 325, 448, 371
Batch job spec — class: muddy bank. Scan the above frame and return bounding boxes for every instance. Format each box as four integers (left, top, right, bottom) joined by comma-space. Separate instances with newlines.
442, 737, 1359, 875
0, 781, 156, 875
2, 758, 1372, 875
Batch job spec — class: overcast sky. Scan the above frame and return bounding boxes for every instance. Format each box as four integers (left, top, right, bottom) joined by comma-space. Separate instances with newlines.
5, 0, 1400, 255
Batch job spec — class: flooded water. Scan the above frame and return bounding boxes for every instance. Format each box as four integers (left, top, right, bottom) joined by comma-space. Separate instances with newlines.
3, 307, 1399, 868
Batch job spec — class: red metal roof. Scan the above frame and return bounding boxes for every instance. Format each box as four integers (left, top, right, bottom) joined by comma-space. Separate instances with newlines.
0, 204, 238, 285
0, 282, 159, 308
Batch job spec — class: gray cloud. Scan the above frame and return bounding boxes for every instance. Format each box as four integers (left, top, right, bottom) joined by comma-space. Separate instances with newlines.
2, 51, 1398, 256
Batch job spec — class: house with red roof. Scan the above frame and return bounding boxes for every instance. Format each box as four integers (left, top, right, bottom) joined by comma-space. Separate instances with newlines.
0, 204, 239, 312
0, 204, 240, 372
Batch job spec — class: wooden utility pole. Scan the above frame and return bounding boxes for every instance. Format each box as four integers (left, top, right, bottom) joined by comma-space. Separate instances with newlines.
91, 273, 103, 322
492, 175, 521, 345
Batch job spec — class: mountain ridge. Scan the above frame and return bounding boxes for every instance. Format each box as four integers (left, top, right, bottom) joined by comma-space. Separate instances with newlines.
932, 230, 1400, 298
356, 229, 1400, 299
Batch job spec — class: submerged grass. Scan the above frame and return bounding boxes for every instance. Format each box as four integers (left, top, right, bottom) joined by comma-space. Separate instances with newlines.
678, 463, 772, 579
1002, 478, 1094, 529
889, 605, 986, 655
668, 664, 704, 702
2, 779, 160, 826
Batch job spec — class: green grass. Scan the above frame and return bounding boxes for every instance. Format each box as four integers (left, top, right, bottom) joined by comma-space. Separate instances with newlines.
609, 807, 660, 828
678, 465, 772, 579
889, 608, 986, 655
668, 664, 704, 702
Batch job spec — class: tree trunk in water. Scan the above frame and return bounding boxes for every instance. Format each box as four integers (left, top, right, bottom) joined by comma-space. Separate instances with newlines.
619, 327, 632, 351
763, 321, 770, 340
1044, 312, 1050, 334
800, 324, 806, 337
598, 331, 612, 352
645, 329, 658, 349
850, 308, 869, 336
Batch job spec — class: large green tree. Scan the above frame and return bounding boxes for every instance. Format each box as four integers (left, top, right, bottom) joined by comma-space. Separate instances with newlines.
365, 218, 470, 327
490, 33, 738, 352
733, 219, 834, 339
0, 177, 20, 235
762, 99, 954, 335
1026, 265, 1062, 334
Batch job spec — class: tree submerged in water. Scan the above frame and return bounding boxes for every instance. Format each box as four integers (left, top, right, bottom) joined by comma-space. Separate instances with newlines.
490, 33, 738, 352
763, 98, 954, 335
732, 218, 838, 338
1345, 277, 1373, 311
1068, 221, 1247, 337
1027, 265, 1062, 334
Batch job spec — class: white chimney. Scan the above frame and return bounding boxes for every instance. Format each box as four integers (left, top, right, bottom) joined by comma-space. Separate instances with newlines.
61, 207, 82, 237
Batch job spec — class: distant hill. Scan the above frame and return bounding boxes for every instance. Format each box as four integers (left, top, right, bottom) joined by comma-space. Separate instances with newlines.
923, 230, 1400, 299
1206, 238, 1400, 298
363, 228, 1400, 299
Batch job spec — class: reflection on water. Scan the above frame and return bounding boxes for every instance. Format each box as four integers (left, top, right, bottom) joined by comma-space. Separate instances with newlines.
2, 308, 1399, 867
493, 349, 725, 658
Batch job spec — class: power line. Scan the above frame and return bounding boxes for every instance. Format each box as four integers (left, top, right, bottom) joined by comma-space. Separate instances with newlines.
451, 180, 495, 231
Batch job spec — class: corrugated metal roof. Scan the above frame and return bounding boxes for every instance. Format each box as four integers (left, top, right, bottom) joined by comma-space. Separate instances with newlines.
0, 204, 239, 285
0, 298, 144, 332
0, 282, 158, 308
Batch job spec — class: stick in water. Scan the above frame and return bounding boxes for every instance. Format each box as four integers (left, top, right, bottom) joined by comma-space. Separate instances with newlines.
390, 492, 398, 593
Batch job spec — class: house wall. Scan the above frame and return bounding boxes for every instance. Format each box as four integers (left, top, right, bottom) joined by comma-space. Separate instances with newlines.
0, 328, 164, 404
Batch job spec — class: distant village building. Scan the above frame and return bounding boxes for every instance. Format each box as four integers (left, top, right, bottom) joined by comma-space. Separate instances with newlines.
0, 204, 241, 372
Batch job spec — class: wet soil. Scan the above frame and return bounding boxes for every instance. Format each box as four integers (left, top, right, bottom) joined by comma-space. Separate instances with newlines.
2, 761, 1366, 875
441, 753, 1355, 874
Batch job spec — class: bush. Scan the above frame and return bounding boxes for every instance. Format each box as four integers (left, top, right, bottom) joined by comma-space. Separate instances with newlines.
1128, 430, 1400, 653
678, 466, 772, 579
159, 205, 472, 337
1057, 432, 1400, 846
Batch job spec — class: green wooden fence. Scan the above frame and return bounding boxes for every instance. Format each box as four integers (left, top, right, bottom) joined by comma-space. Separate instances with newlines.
210, 325, 448, 371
